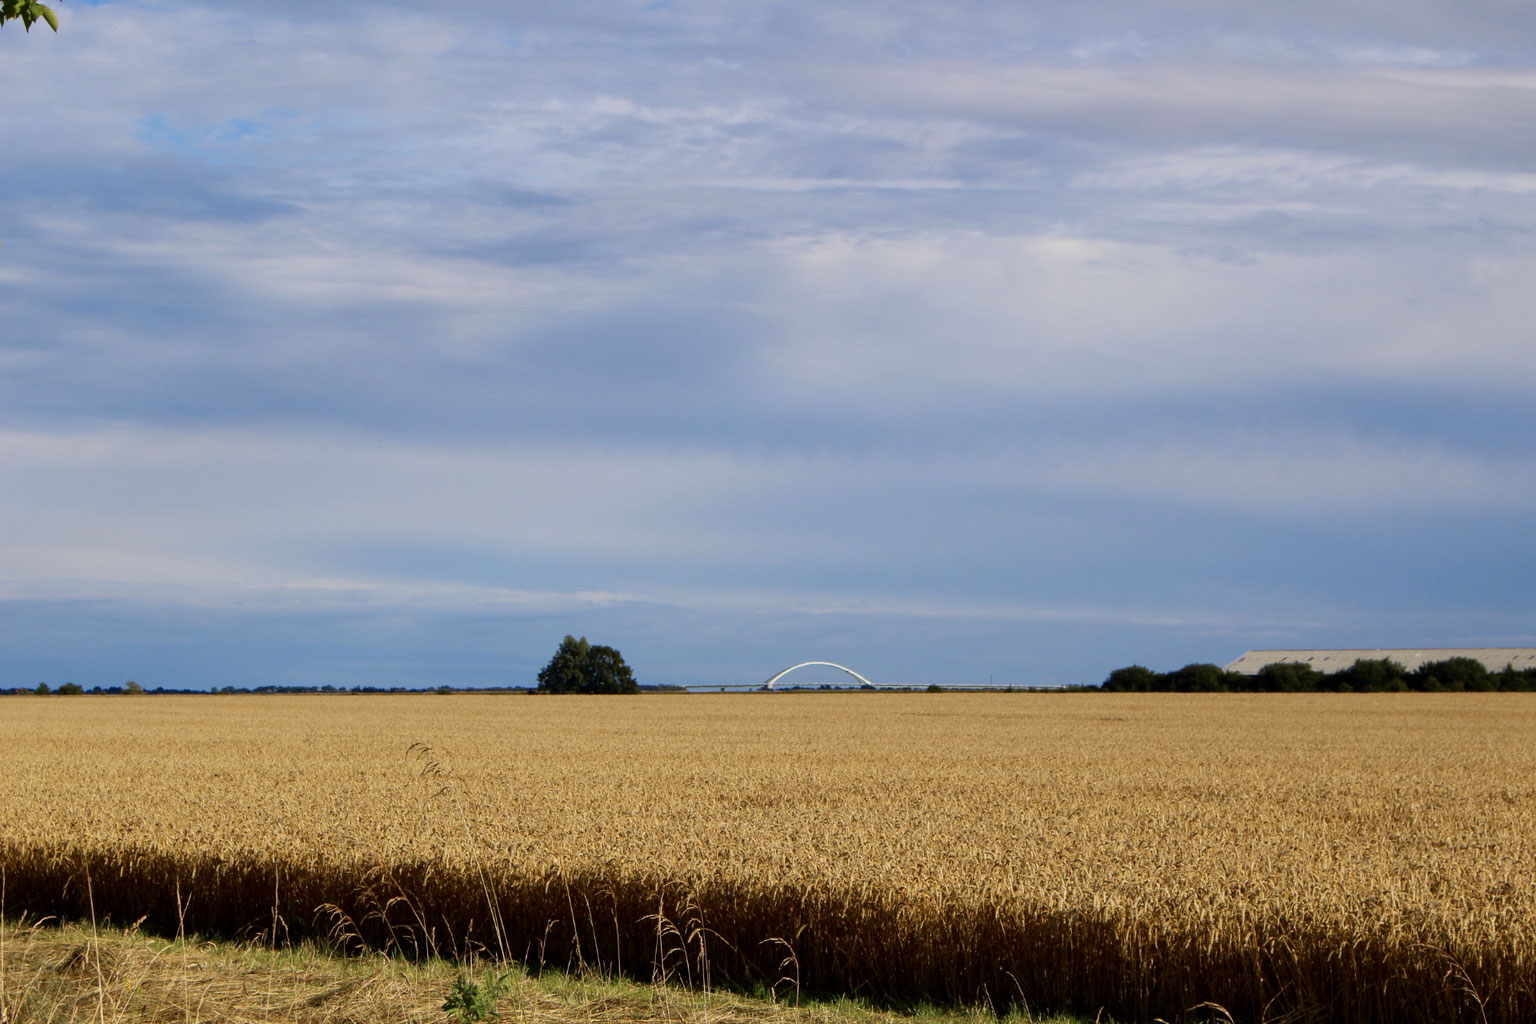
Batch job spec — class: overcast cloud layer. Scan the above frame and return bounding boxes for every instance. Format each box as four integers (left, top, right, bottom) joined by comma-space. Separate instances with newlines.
3, 1, 1534, 688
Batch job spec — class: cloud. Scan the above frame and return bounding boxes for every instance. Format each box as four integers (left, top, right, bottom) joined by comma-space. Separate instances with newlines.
5, 0, 1536, 685
4, 421, 1531, 605
754, 230, 1536, 408
826, 62, 1536, 166
1075, 146, 1536, 196
1030, 433, 1536, 516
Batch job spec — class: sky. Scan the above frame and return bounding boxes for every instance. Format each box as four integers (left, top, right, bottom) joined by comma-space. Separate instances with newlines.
3, 1, 1535, 689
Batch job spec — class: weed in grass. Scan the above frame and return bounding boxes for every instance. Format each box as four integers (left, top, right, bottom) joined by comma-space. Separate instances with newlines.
443, 970, 511, 1023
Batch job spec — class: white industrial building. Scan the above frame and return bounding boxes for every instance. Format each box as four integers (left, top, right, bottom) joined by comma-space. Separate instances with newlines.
1225, 648, 1536, 675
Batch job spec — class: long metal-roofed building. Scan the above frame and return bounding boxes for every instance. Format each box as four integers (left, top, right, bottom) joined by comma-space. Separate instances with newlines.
1225, 648, 1536, 675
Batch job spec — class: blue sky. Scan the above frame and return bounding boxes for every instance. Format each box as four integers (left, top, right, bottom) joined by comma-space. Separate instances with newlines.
3, 1, 1535, 688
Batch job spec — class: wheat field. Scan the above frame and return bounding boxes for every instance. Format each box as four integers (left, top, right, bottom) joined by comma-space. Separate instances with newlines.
1, 693, 1532, 1023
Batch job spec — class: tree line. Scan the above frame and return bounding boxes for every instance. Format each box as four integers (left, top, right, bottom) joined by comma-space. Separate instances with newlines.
4, 683, 510, 696
10, 637, 643, 696
1102, 657, 1536, 692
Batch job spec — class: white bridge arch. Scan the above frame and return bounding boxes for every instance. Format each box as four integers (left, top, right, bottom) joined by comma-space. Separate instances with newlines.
762, 661, 876, 690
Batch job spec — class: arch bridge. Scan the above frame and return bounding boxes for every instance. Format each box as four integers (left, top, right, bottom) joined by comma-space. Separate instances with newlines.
761, 661, 876, 690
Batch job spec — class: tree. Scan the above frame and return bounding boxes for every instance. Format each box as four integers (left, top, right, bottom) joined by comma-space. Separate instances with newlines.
536, 635, 638, 694
1494, 666, 1536, 692
124, 680, 145, 695
537, 635, 590, 693
584, 643, 637, 694
1164, 663, 1235, 692
1332, 658, 1408, 693
1101, 665, 1158, 692
1255, 661, 1325, 693
1, 0, 59, 32
1410, 657, 1490, 692
56, 682, 83, 695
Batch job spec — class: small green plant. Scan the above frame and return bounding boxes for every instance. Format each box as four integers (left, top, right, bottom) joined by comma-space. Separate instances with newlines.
442, 971, 510, 1024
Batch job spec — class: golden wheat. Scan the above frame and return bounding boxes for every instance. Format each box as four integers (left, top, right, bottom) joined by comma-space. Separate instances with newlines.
1, 693, 1532, 1022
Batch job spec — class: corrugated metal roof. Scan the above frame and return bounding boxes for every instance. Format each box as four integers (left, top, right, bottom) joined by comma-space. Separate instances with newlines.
1225, 648, 1536, 674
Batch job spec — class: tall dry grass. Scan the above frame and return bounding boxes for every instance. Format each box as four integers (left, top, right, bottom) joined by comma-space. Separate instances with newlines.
1, 693, 1532, 1022
5, 914, 1046, 1024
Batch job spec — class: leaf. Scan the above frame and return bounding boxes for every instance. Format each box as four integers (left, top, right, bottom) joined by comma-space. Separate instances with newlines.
1, 0, 57, 31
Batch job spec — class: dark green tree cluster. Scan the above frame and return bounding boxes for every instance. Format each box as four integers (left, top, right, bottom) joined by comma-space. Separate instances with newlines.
1102, 657, 1536, 692
536, 635, 638, 694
